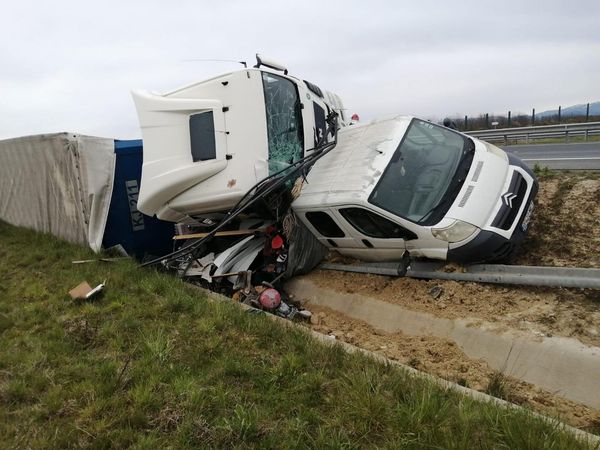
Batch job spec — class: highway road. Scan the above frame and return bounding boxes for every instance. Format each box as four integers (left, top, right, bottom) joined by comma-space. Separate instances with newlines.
500, 142, 600, 170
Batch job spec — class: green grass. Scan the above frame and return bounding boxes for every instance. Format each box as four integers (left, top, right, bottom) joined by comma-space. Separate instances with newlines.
0, 221, 595, 449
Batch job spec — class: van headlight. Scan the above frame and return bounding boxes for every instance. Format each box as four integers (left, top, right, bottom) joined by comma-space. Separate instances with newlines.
431, 220, 478, 243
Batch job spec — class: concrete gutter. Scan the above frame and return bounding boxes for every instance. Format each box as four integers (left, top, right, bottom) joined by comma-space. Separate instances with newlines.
191, 284, 600, 446
286, 278, 600, 409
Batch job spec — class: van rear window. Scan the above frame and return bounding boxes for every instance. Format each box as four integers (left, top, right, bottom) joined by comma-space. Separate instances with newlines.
189, 111, 216, 162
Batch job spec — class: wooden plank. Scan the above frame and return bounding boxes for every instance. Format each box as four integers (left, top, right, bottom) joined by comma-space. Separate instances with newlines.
173, 228, 267, 240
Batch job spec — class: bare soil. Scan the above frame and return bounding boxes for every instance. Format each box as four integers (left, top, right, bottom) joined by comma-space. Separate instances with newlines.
518, 172, 600, 268
301, 172, 600, 430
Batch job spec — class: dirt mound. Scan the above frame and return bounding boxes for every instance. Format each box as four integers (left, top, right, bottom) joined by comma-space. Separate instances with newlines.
517, 173, 600, 267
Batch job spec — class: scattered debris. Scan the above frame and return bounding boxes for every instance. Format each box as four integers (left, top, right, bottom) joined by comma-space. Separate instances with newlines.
72, 257, 128, 264
105, 244, 130, 257
68, 281, 105, 300
428, 285, 444, 300
160, 212, 321, 321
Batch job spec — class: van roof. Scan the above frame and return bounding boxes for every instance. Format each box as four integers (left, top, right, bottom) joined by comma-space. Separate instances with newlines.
292, 116, 413, 209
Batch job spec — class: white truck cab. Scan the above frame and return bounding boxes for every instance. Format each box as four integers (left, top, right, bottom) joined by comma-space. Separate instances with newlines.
132, 59, 344, 222
292, 116, 538, 263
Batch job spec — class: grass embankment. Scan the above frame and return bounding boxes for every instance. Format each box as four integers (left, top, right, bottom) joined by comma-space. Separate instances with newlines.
0, 221, 593, 449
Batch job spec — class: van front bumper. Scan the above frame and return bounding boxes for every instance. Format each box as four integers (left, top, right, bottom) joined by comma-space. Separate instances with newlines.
447, 154, 538, 264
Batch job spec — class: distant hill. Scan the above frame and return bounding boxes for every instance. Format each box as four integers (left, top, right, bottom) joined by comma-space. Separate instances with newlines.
537, 101, 600, 118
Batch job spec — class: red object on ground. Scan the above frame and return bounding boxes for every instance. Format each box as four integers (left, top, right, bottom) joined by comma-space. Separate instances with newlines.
351, 113, 360, 122
271, 235, 284, 250
259, 288, 281, 309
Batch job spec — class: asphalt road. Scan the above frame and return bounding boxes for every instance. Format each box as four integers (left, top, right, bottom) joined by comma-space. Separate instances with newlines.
500, 142, 600, 170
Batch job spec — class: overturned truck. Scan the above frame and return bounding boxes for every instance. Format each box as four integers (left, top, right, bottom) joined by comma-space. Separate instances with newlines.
132, 55, 538, 306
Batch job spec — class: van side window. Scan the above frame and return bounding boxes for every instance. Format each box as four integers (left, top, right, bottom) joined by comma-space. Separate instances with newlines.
305, 211, 345, 237
189, 111, 216, 162
313, 102, 326, 147
340, 208, 417, 240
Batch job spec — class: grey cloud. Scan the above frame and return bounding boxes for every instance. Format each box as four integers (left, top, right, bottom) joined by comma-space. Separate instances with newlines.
1, 0, 599, 139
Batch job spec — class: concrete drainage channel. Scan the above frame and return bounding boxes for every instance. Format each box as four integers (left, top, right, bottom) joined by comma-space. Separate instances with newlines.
285, 277, 600, 412
199, 286, 600, 445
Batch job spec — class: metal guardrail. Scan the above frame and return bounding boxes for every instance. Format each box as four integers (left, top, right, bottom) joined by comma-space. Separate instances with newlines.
466, 122, 600, 144
319, 261, 600, 289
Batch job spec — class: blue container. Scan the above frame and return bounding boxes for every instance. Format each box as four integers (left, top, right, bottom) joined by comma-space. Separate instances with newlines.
102, 140, 174, 258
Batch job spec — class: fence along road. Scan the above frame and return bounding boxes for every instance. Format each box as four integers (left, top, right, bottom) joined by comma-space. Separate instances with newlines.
465, 122, 600, 170
501, 142, 600, 170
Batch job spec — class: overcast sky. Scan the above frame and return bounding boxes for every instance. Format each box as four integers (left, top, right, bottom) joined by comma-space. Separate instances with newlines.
1, 0, 599, 139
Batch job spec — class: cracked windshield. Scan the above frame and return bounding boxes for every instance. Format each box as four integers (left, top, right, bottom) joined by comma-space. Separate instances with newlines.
262, 72, 304, 174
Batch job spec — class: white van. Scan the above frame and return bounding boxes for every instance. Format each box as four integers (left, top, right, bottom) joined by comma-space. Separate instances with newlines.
293, 116, 538, 263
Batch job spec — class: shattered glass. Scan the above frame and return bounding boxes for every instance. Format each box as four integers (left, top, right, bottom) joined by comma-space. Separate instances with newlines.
262, 72, 304, 174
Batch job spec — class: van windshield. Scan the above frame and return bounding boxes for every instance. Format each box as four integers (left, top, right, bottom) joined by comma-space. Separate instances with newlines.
369, 119, 473, 224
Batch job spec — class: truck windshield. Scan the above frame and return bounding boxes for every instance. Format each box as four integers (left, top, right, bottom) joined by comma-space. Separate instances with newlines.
262, 72, 304, 174
369, 119, 472, 224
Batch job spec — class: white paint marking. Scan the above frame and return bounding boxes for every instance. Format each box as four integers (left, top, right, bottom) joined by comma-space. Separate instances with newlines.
521, 157, 600, 161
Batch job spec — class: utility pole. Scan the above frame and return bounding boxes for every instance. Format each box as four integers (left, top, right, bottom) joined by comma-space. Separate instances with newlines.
558, 106, 561, 123
531, 108, 535, 125
507, 110, 511, 127
464, 115, 468, 131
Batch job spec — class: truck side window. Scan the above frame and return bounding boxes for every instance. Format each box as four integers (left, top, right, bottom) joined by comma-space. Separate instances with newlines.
340, 208, 417, 240
305, 211, 345, 237
261, 72, 304, 173
189, 111, 216, 162
313, 102, 326, 147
